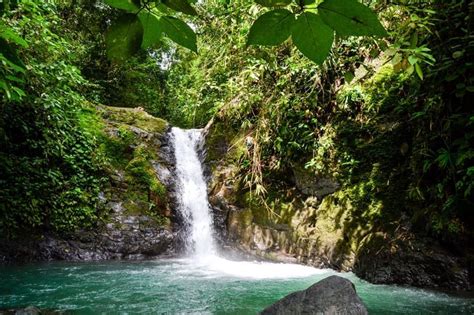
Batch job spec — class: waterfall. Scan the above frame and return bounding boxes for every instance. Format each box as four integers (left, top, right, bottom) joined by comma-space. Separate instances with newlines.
170, 127, 322, 279
171, 127, 216, 257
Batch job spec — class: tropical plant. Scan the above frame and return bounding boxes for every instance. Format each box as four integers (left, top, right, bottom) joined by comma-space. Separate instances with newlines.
0, 0, 107, 236
103, 0, 387, 64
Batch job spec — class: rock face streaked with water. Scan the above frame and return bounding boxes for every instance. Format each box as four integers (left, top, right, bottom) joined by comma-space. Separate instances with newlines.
171, 128, 368, 313
261, 275, 368, 315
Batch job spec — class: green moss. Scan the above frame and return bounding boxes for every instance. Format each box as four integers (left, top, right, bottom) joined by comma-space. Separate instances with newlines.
117, 125, 136, 143
240, 192, 270, 226
310, 175, 388, 258
123, 199, 148, 215
126, 156, 153, 185
273, 200, 297, 226
101, 106, 168, 134
236, 189, 300, 229
99, 137, 131, 169
150, 179, 166, 198
92, 105, 169, 226
239, 208, 254, 227
77, 104, 105, 138
125, 144, 166, 198
205, 120, 246, 163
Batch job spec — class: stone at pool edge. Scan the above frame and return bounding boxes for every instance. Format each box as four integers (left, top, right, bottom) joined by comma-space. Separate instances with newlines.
0, 306, 63, 315
13, 307, 41, 315
260, 275, 368, 315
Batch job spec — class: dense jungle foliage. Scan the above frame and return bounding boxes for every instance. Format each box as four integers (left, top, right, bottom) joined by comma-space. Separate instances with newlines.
0, 0, 473, 253
164, 0, 474, 247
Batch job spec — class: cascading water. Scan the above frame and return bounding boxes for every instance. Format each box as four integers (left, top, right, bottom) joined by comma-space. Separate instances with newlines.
171, 127, 216, 257
171, 127, 323, 278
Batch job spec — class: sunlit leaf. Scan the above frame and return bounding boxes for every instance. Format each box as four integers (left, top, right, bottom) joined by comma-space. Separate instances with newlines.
319, 0, 387, 37
292, 12, 334, 64
159, 16, 197, 52
105, 14, 144, 61
139, 12, 163, 49
247, 9, 295, 46
0, 23, 28, 47
415, 63, 423, 80
408, 55, 418, 65
162, 0, 197, 16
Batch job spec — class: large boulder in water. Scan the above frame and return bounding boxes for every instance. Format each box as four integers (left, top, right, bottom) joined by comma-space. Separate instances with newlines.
261, 275, 368, 315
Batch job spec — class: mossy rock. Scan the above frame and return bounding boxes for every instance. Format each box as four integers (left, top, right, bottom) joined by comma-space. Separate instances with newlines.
95, 106, 170, 225
100, 106, 168, 134
205, 120, 246, 163
123, 199, 150, 215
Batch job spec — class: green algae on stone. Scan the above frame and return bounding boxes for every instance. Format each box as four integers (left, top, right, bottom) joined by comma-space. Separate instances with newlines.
100, 106, 168, 134
205, 120, 247, 165
96, 106, 171, 225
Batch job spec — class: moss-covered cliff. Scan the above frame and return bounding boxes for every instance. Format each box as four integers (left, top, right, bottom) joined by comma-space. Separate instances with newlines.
205, 62, 473, 291
0, 106, 178, 262
98, 106, 171, 223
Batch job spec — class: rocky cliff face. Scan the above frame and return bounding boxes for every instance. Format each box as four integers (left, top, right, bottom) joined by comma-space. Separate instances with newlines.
204, 118, 472, 291
0, 106, 180, 263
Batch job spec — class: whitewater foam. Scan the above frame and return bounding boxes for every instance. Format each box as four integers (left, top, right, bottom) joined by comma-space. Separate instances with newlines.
172, 127, 216, 256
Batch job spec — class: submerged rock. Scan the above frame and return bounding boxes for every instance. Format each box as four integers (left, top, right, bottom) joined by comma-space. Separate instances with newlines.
0, 306, 63, 315
13, 307, 40, 315
261, 275, 367, 315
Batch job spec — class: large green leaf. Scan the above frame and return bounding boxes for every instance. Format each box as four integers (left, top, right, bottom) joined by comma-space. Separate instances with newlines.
295, 0, 316, 6
105, 14, 144, 61
139, 12, 163, 49
255, 0, 291, 7
162, 0, 197, 16
318, 0, 387, 37
159, 16, 197, 52
104, 0, 140, 12
292, 12, 334, 64
0, 39, 26, 72
247, 9, 295, 46
0, 22, 28, 47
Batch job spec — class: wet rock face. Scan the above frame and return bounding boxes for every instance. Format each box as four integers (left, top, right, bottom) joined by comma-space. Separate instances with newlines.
0, 118, 180, 264
204, 119, 473, 291
0, 201, 176, 263
354, 238, 472, 290
261, 275, 368, 315
292, 165, 339, 198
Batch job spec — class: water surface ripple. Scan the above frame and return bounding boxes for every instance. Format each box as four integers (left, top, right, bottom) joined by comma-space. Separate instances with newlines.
1, 259, 473, 314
